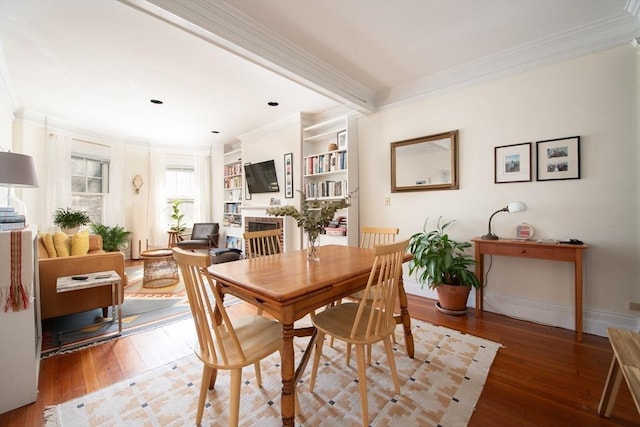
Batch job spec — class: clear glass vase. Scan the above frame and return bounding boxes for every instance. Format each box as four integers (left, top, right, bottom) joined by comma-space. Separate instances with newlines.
307, 233, 320, 261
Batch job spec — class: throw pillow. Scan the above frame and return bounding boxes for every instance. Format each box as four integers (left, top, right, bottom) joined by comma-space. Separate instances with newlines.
40, 233, 57, 258
53, 231, 71, 257
71, 230, 90, 256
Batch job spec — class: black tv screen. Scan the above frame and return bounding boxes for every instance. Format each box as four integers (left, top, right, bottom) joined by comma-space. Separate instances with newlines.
244, 160, 280, 194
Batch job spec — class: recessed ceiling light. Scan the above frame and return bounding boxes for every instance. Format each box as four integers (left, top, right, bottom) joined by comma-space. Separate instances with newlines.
150, 99, 163, 104
211, 130, 220, 134
267, 101, 279, 107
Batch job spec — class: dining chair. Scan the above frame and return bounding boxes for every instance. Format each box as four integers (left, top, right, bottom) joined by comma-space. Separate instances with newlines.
171, 247, 282, 427
243, 228, 283, 315
333, 226, 400, 360
308, 239, 410, 426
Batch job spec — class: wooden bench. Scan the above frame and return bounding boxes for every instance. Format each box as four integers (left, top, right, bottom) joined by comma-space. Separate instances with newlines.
598, 327, 640, 417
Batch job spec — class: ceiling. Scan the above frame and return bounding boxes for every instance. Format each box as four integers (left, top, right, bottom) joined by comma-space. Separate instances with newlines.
0, 0, 637, 151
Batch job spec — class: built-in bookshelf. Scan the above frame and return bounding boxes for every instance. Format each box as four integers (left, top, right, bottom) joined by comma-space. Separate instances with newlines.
222, 150, 243, 231
302, 115, 359, 246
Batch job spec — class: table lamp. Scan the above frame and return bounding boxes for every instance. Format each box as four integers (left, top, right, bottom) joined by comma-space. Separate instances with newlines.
0, 151, 40, 219
481, 201, 527, 240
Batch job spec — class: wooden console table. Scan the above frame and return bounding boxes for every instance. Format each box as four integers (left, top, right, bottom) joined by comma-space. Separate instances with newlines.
472, 238, 588, 342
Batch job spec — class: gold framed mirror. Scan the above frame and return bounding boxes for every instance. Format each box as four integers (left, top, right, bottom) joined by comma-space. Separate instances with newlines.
390, 130, 458, 192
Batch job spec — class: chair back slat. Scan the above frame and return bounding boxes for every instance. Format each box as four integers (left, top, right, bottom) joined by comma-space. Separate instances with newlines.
172, 247, 246, 367
360, 226, 399, 249
351, 239, 409, 341
243, 229, 283, 258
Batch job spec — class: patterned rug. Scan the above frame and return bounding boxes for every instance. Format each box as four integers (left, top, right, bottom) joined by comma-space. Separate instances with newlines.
43, 320, 501, 426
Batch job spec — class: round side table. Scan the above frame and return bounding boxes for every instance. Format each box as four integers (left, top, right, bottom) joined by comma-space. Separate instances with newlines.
139, 248, 179, 288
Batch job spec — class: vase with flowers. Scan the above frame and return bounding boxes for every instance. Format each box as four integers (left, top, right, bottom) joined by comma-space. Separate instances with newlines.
266, 191, 351, 261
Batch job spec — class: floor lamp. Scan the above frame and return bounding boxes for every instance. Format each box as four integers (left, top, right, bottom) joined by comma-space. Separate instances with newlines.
0, 151, 40, 221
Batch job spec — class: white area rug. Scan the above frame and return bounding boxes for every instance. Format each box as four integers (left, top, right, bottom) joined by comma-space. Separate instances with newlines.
44, 319, 501, 426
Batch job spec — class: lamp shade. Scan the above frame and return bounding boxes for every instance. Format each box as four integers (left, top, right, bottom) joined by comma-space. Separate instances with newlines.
0, 152, 39, 187
507, 201, 527, 213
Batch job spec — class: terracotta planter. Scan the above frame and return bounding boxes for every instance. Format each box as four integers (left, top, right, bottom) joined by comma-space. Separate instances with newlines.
435, 284, 471, 312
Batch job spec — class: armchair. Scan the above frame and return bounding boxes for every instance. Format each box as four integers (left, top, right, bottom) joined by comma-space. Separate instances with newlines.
176, 223, 219, 251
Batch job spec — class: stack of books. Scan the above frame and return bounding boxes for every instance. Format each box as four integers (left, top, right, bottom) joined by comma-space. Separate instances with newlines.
0, 207, 26, 230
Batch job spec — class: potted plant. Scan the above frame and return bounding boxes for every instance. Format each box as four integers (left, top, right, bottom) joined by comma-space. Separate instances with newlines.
170, 200, 186, 234
52, 207, 91, 234
90, 223, 132, 252
408, 217, 480, 314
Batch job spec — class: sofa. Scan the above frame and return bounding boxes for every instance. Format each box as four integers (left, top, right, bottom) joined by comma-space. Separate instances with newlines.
38, 233, 127, 320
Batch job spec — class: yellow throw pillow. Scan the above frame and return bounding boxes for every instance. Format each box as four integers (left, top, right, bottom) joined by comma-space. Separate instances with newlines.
71, 230, 90, 256
40, 233, 57, 258
53, 231, 71, 257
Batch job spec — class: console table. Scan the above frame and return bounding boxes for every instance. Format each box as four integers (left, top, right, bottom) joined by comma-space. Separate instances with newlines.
472, 238, 588, 342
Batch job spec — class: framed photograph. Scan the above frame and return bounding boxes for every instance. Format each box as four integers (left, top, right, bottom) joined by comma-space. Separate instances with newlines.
494, 142, 531, 183
337, 130, 347, 150
244, 162, 252, 200
284, 152, 294, 198
536, 136, 580, 181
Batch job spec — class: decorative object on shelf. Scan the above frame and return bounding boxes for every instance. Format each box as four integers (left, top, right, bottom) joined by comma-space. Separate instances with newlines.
169, 200, 186, 234
132, 174, 143, 194
515, 223, 535, 240
391, 130, 458, 192
408, 217, 480, 314
494, 142, 532, 183
536, 136, 580, 181
266, 191, 350, 261
0, 150, 39, 220
481, 201, 527, 240
337, 130, 347, 150
284, 152, 293, 199
52, 207, 91, 234
327, 143, 337, 151
89, 223, 132, 252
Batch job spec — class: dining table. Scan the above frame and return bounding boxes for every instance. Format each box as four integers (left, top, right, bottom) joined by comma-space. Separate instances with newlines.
207, 244, 414, 426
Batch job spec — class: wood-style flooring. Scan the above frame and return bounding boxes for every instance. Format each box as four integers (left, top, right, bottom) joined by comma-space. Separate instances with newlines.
1, 293, 638, 426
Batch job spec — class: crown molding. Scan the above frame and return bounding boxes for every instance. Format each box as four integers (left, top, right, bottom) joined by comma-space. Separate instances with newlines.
121, 0, 376, 115
238, 112, 303, 144
376, 10, 640, 107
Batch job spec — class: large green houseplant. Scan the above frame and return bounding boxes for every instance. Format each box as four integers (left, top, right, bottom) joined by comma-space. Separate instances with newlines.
90, 223, 132, 252
408, 217, 480, 313
52, 207, 91, 233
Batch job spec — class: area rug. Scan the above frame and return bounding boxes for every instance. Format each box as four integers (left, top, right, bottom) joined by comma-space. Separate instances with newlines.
41, 266, 192, 357
43, 320, 501, 426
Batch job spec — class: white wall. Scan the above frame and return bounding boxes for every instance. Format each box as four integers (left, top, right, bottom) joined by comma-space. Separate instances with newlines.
358, 45, 639, 336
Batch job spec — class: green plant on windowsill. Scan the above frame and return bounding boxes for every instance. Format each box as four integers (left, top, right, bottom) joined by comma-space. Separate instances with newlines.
52, 207, 91, 231
90, 223, 132, 252
170, 200, 186, 234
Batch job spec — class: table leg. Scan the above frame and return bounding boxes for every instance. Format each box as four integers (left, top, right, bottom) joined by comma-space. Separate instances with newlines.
475, 248, 484, 315
396, 277, 414, 358
575, 251, 583, 342
598, 355, 623, 417
281, 322, 296, 426
116, 280, 122, 334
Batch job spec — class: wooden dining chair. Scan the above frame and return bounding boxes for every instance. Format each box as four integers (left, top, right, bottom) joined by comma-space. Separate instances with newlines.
243, 228, 283, 315
333, 226, 400, 360
309, 239, 410, 427
172, 247, 282, 427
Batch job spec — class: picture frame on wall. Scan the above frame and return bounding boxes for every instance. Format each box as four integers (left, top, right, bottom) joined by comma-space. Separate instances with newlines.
284, 152, 293, 198
494, 142, 532, 183
536, 136, 580, 181
337, 130, 347, 150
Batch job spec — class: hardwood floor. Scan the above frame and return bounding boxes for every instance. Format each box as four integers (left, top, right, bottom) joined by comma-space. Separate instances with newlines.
1, 294, 638, 426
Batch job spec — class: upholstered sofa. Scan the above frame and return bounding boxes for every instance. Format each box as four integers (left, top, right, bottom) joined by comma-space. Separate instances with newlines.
38, 233, 127, 320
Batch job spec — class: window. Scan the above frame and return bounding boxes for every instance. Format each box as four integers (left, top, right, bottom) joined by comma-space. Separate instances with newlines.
71, 155, 109, 223
165, 167, 195, 227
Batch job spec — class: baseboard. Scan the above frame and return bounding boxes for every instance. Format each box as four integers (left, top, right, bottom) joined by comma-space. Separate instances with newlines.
403, 277, 638, 338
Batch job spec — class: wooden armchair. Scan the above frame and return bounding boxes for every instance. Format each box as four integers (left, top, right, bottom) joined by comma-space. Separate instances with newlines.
176, 223, 219, 251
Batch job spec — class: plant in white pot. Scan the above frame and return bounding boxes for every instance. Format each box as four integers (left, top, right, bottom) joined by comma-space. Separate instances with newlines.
408, 217, 480, 315
52, 207, 91, 234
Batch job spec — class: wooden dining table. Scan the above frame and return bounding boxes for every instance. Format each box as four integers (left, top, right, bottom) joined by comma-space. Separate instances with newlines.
207, 244, 414, 426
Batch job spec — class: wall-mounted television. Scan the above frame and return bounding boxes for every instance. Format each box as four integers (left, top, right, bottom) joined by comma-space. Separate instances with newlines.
244, 160, 280, 194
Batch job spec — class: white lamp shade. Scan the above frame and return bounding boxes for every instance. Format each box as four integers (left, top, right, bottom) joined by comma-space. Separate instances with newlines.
507, 201, 527, 213
0, 152, 39, 187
